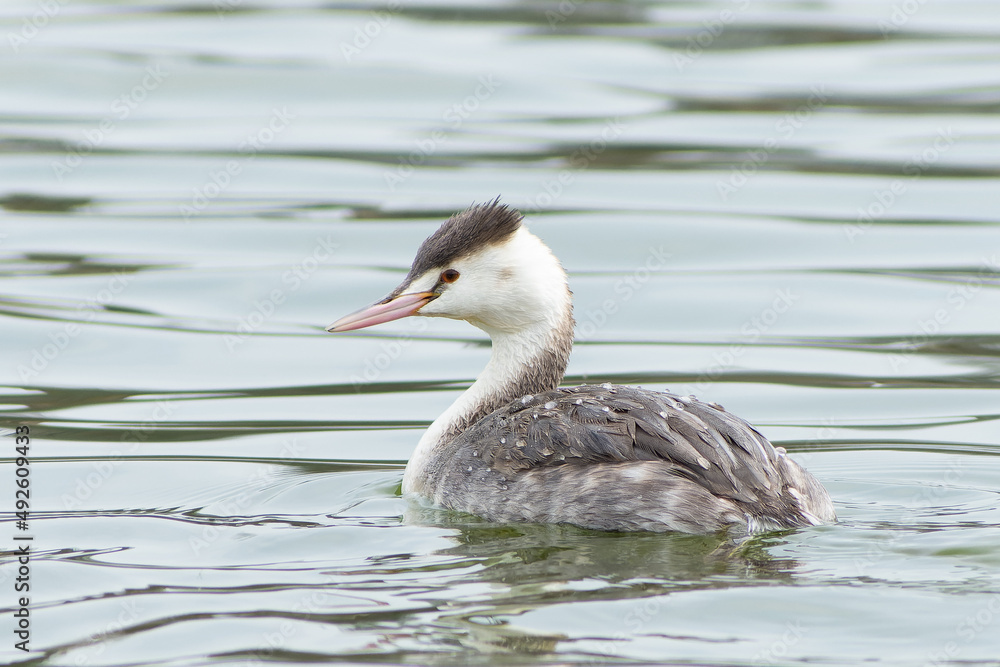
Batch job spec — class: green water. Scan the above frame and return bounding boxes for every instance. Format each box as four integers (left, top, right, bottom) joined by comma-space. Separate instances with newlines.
1, 1, 1000, 665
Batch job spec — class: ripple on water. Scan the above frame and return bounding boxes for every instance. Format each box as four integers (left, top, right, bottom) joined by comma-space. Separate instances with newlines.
2, 0, 1000, 664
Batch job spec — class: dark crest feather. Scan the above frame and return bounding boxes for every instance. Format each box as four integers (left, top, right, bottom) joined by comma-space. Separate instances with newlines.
406, 199, 522, 281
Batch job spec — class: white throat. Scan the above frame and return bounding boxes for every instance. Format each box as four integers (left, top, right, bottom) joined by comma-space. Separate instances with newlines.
402, 320, 571, 495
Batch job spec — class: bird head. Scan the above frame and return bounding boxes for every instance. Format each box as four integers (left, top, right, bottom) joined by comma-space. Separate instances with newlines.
328, 201, 570, 337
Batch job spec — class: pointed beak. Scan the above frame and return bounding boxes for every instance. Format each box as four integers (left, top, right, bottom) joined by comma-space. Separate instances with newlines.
326, 291, 436, 333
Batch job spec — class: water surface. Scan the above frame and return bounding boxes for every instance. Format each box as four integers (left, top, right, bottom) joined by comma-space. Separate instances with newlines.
1, 1, 999, 665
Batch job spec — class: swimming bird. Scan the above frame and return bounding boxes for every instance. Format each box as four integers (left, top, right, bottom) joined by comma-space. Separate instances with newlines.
328, 201, 835, 534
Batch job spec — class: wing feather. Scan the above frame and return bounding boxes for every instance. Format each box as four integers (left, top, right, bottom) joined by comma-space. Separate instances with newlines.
452, 384, 791, 508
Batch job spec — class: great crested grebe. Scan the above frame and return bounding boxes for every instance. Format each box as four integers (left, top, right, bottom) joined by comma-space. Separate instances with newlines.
328, 201, 835, 534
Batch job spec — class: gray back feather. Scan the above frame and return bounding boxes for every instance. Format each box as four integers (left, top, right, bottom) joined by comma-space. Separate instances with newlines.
429, 384, 835, 531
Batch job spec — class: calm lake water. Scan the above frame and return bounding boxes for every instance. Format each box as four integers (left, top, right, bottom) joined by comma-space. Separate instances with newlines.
2, 1, 1000, 665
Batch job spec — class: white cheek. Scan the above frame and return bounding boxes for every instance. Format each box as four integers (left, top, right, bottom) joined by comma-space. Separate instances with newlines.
405, 227, 568, 331
418, 290, 453, 318
421, 277, 478, 318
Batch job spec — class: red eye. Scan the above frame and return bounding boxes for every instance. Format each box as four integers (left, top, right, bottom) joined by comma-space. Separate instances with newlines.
440, 269, 460, 283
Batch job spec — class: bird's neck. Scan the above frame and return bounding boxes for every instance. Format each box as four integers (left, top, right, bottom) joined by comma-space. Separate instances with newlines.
402, 301, 574, 495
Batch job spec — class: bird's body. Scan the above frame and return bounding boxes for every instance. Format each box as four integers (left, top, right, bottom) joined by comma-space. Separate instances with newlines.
410, 384, 833, 534
329, 201, 835, 535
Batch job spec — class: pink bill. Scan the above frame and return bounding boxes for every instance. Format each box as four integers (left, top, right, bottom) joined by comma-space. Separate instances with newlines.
327, 291, 435, 332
